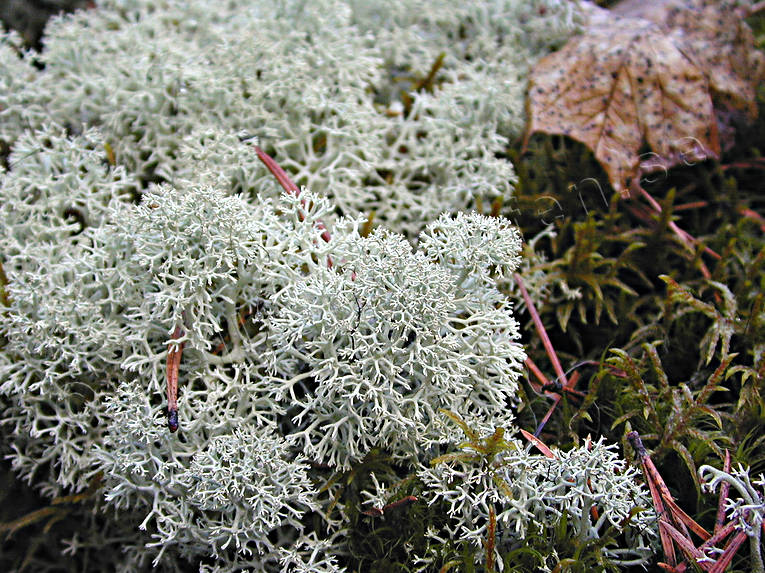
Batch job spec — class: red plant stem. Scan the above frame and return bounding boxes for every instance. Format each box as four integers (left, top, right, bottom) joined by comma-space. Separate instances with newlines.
700, 520, 737, 553
527, 358, 586, 401
382, 495, 418, 512
739, 207, 765, 233
525, 356, 552, 388
628, 431, 677, 566
514, 273, 587, 435
513, 273, 568, 387
714, 450, 731, 535
254, 145, 332, 244
525, 357, 563, 435
629, 431, 721, 570
722, 158, 765, 170
660, 521, 713, 572
520, 429, 556, 459
166, 325, 185, 432
657, 564, 686, 573
561, 371, 584, 397
638, 187, 720, 261
648, 455, 710, 541
534, 373, 584, 436
673, 201, 709, 211
534, 395, 561, 437
627, 201, 712, 279
709, 530, 748, 573
254, 145, 299, 194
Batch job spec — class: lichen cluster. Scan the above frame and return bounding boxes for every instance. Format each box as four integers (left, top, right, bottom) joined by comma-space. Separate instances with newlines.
0, 1, 678, 571
1, 0, 581, 239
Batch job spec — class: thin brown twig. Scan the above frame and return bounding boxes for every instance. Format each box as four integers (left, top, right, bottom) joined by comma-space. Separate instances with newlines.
628, 431, 757, 572
739, 206, 765, 233
166, 325, 185, 432
513, 273, 569, 386
413, 52, 446, 92
638, 187, 720, 261
254, 145, 332, 244
714, 450, 731, 535
0, 260, 9, 307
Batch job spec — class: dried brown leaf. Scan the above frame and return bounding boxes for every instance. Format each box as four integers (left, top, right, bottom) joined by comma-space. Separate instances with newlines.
525, 0, 764, 195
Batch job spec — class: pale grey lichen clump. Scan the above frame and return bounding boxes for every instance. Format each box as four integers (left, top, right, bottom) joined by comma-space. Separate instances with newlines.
0, 164, 528, 568
267, 214, 525, 470
1, 0, 582, 238
0, 0, 657, 570
418, 436, 657, 570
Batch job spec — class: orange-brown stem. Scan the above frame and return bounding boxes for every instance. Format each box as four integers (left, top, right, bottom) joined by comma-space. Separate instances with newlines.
254, 145, 333, 262
520, 429, 556, 459
486, 505, 496, 573
513, 273, 568, 386
709, 530, 748, 573
714, 450, 732, 534
638, 187, 720, 260
166, 325, 185, 432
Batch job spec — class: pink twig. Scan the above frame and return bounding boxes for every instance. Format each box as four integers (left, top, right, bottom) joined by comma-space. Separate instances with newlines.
700, 520, 737, 554
254, 145, 299, 194
534, 396, 561, 437
739, 207, 765, 233
166, 325, 185, 432
722, 158, 765, 171
525, 356, 552, 388
513, 273, 568, 387
673, 201, 709, 211
714, 451, 731, 535
660, 521, 712, 571
638, 187, 720, 261
254, 145, 332, 244
629, 432, 678, 566
628, 432, 755, 572
513, 273, 590, 435
520, 429, 556, 459
708, 530, 748, 573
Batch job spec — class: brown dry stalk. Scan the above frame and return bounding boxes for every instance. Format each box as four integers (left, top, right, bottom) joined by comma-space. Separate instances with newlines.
628, 432, 753, 572
166, 325, 185, 432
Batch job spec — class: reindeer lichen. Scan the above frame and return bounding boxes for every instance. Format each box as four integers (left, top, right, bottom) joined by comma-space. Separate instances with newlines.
0, 1, 669, 571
